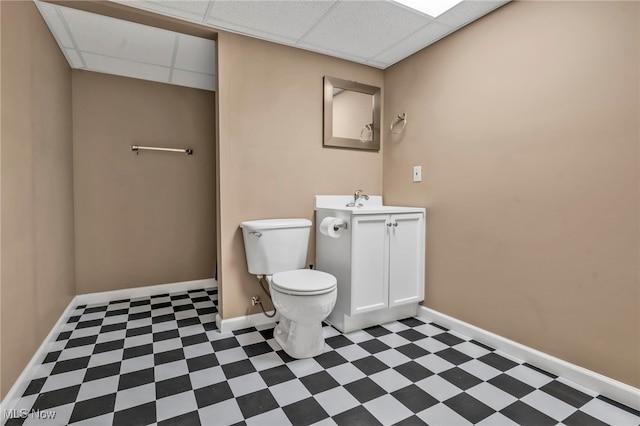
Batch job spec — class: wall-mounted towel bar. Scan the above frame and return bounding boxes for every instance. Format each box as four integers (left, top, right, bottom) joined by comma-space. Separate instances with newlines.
131, 145, 193, 155
390, 113, 407, 134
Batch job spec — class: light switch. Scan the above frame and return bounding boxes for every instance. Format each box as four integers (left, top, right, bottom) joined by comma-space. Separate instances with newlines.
413, 166, 422, 182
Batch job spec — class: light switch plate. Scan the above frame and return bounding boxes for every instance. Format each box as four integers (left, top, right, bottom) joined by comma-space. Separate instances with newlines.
413, 165, 422, 182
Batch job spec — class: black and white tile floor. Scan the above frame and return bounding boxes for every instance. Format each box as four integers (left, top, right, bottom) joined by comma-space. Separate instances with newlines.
5, 286, 640, 426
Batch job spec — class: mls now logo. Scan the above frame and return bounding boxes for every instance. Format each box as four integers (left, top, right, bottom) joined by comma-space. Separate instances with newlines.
3, 409, 56, 420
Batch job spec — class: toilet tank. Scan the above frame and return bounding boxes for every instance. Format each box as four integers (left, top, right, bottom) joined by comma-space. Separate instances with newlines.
240, 218, 312, 275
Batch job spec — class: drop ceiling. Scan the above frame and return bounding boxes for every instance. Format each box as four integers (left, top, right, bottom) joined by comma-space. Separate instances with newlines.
35, 0, 217, 91
35, 0, 509, 92
112, 0, 509, 69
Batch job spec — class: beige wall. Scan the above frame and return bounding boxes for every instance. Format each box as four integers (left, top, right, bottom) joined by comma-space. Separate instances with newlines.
72, 71, 216, 294
216, 32, 383, 318
384, 1, 639, 387
1, 1, 75, 398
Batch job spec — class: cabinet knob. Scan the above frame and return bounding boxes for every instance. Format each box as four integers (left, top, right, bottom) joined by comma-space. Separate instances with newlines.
386, 222, 392, 227
393, 222, 398, 227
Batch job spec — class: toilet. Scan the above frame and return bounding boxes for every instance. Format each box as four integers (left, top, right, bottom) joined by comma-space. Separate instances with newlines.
240, 218, 337, 359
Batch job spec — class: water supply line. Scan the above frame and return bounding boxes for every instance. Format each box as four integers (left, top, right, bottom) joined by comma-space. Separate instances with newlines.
255, 275, 277, 318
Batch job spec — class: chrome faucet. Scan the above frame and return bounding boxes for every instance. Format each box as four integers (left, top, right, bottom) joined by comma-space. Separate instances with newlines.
346, 189, 369, 207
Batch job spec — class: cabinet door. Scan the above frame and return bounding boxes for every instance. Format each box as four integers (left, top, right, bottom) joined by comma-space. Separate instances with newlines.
351, 215, 389, 314
388, 213, 425, 307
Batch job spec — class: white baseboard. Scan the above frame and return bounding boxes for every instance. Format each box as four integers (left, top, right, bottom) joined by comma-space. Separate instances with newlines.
417, 306, 640, 411
215, 311, 279, 333
0, 278, 217, 424
0, 296, 78, 424
328, 303, 417, 334
75, 278, 216, 306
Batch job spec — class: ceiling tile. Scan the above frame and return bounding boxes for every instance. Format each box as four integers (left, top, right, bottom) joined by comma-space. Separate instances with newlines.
82, 52, 171, 84
171, 69, 216, 91
207, 1, 336, 41
175, 34, 216, 74
34, 1, 74, 48
373, 21, 455, 65
112, 0, 210, 21
300, 1, 431, 59
437, 0, 508, 29
60, 6, 176, 66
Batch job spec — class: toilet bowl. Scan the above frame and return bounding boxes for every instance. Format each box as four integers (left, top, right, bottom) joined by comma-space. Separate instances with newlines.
268, 270, 337, 358
239, 218, 338, 359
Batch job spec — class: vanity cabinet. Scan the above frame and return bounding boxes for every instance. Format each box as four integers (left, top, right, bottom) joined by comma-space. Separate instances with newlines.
351, 213, 424, 314
315, 195, 425, 333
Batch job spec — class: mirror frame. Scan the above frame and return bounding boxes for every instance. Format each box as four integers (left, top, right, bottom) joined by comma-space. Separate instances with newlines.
323, 76, 381, 151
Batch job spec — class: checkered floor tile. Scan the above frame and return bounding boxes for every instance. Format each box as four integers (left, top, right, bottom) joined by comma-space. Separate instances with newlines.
5, 286, 640, 425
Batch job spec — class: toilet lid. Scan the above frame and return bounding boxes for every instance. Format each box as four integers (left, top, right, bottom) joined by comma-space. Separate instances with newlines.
271, 269, 336, 295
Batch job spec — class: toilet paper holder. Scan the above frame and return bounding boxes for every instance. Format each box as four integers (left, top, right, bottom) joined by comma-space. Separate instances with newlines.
333, 222, 347, 231
319, 216, 348, 238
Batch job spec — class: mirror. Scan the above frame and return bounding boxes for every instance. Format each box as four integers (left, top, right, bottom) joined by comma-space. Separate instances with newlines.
323, 76, 381, 151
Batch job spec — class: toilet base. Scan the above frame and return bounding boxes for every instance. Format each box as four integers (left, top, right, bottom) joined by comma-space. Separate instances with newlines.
274, 317, 325, 359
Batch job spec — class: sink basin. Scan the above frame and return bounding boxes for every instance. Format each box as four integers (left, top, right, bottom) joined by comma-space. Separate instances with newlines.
315, 195, 424, 215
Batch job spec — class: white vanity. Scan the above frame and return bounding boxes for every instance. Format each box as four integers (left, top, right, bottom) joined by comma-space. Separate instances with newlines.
315, 195, 425, 333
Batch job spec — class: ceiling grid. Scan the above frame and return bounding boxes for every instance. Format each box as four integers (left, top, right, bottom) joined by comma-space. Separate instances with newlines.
34, 0, 509, 91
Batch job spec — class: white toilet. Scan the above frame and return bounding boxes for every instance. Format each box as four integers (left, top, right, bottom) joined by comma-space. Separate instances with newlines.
240, 218, 337, 359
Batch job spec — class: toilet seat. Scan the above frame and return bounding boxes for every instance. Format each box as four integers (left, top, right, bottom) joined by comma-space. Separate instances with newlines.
271, 269, 337, 296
